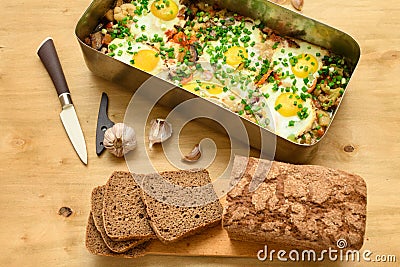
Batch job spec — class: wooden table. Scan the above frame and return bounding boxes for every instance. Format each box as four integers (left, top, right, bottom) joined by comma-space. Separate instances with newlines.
1, 0, 399, 266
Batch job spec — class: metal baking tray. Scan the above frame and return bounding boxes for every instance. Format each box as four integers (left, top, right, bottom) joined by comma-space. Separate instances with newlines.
75, 0, 360, 163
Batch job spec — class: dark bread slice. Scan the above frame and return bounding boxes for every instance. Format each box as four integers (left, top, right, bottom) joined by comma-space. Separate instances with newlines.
138, 169, 223, 243
103, 171, 155, 241
223, 155, 367, 250
91, 186, 150, 253
85, 212, 150, 258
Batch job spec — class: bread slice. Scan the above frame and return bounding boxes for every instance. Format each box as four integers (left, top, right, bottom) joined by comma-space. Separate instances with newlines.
102, 171, 154, 241
223, 155, 367, 250
91, 186, 150, 253
138, 169, 223, 243
85, 212, 150, 258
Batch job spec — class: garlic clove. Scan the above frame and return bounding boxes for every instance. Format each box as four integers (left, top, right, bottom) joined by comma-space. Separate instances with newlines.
103, 123, 137, 157
182, 144, 201, 162
148, 119, 172, 149
271, 0, 288, 4
291, 0, 304, 11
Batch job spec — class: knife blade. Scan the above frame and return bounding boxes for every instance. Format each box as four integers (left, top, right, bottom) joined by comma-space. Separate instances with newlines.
96, 92, 115, 156
37, 37, 88, 165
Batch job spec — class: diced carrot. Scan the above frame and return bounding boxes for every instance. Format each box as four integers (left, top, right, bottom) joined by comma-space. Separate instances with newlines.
317, 128, 325, 137
307, 79, 318, 93
102, 34, 113, 45
273, 72, 282, 86
255, 70, 273, 86
180, 74, 193, 85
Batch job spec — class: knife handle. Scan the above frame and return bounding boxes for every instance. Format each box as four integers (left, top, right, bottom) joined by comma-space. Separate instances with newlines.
37, 37, 72, 108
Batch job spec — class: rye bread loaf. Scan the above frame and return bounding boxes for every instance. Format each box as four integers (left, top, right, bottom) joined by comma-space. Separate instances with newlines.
223, 155, 367, 250
103, 171, 155, 241
91, 186, 150, 253
138, 169, 223, 243
85, 213, 150, 258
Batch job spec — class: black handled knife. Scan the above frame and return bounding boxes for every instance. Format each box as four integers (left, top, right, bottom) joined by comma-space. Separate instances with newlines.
37, 37, 88, 164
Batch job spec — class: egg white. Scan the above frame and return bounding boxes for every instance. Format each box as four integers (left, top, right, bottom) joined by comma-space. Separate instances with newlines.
182, 80, 243, 112
197, 20, 266, 73
270, 40, 330, 92
249, 40, 328, 139
130, 0, 185, 42
254, 85, 315, 138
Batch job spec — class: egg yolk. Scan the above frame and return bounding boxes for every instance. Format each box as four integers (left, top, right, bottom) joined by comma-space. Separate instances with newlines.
183, 82, 223, 95
291, 54, 318, 78
275, 93, 304, 117
224, 46, 248, 67
150, 0, 179, 21
182, 83, 201, 95
132, 50, 160, 72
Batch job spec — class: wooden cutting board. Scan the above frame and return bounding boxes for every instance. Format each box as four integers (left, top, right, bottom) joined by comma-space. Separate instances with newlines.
146, 223, 263, 258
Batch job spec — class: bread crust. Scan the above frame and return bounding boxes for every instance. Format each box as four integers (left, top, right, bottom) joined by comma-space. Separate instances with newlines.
91, 186, 150, 253
223, 156, 367, 251
85, 213, 150, 258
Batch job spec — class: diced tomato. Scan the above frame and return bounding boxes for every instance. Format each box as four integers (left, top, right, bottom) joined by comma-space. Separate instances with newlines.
234, 14, 244, 21
312, 99, 322, 109
171, 31, 197, 46
105, 22, 113, 29
165, 29, 177, 40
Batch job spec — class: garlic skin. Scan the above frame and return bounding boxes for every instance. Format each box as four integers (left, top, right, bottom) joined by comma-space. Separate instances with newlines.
182, 144, 201, 162
271, 0, 288, 4
103, 123, 137, 157
291, 0, 304, 11
148, 119, 172, 149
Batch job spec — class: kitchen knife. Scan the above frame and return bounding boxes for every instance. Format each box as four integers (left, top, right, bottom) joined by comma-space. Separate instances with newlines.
37, 37, 88, 165
96, 92, 115, 156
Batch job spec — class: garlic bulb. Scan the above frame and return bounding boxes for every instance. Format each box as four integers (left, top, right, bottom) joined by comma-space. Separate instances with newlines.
148, 119, 172, 149
103, 123, 137, 157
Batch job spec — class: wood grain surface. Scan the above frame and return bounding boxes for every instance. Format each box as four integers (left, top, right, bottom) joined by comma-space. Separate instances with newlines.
1, 0, 400, 266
